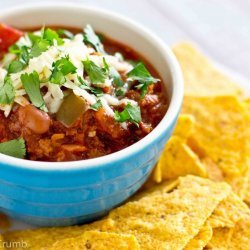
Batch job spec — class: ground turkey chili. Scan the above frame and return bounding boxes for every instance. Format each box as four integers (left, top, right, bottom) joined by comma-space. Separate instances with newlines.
0, 24, 168, 161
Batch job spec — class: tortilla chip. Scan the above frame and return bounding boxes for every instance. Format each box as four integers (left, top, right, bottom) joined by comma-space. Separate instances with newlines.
0, 235, 6, 250
182, 96, 248, 178
133, 179, 179, 201
207, 219, 250, 249
184, 223, 212, 250
201, 158, 248, 200
3, 226, 87, 250
155, 136, 207, 182
243, 99, 250, 205
244, 168, 250, 206
146, 162, 162, 184
208, 191, 250, 228
173, 114, 195, 139
96, 175, 230, 250
50, 231, 139, 250
225, 172, 249, 200
206, 227, 231, 249
172, 42, 242, 97
148, 114, 196, 184
201, 157, 224, 182
228, 219, 250, 249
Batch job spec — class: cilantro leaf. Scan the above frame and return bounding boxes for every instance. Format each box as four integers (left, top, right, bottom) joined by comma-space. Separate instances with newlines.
53, 56, 77, 75
21, 71, 45, 109
102, 57, 109, 72
28, 32, 41, 45
114, 103, 141, 126
30, 39, 50, 58
127, 62, 159, 97
0, 76, 15, 104
43, 28, 64, 46
8, 44, 21, 54
115, 88, 125, 97
57, 29, 74, 39
78, 76, 103, 97
20, 46, 30, 65
50, 56, 77, 84
50, 69, 66, 85
136, 82, 151, 98
8, 46, 30, 74
8, 61, 24, 74
127, 62, 157, 82
82, 58, 106, 85
83, 25, 104, 53
90, 99, 102, 111
110, 67, 123, 87
0, 138, 26, 159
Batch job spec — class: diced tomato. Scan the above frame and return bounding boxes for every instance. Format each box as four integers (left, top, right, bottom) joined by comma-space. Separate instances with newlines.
0, 23, 24, 52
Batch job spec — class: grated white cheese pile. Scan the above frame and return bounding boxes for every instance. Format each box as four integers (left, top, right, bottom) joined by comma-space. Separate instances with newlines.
0, 27, 136, 117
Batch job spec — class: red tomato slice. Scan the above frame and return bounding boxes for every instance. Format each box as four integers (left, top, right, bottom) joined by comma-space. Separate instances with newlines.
0, 23, 24, 52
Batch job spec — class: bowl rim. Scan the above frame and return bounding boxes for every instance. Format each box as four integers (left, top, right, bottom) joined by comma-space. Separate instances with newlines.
0, 2, 184, 171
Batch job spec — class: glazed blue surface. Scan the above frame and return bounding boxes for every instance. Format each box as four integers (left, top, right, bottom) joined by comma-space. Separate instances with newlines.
0, 115, 178, 226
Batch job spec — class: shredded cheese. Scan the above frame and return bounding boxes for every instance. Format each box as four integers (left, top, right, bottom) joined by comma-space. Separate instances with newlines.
0, 29, 136, 120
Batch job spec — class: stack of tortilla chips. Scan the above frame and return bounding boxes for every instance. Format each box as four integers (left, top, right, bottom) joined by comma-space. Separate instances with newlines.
0, 43, 249, 249
153, 43, 250, 205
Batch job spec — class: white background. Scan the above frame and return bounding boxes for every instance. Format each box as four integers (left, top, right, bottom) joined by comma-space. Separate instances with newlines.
0, 0, 249, 230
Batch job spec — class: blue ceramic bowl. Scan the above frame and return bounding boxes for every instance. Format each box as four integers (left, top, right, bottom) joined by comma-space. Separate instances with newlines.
0, 4, 183, 226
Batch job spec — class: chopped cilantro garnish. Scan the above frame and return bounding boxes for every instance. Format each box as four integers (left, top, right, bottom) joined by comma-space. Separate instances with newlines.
54, 56, 77, 75
78, 76, 103, 97
8, 61, 24, 74
7, 28, 65, 76
137, 82, 152, 98
8, 44, 21, 54
83, 25, 104, 53
20, 46, 30, 64
102, 57, 109, 72
110, 67, 123, 87
0, 138, 26, 159
102, 58, 124, 87
127, 62, 158, 82
50, 56, 77, 84
21, 71, 46, 109
28, 32, 40, 45
115, 88, 125, 97
30, 39, 50, 58
0, 76, 15, 105
114, 103, 141, 126
127, 62, 159, 97
7, 46, 30, 74
43, 28, 64, 46
50, 70, 66, 85
90, 99, 102, 111
82, 58, 106, 85
57, 29, 74, 39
